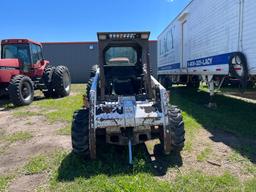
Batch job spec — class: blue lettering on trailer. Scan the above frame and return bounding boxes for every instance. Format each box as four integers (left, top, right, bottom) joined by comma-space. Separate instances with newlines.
187, 53, 233, 68
158, 63, 180, 71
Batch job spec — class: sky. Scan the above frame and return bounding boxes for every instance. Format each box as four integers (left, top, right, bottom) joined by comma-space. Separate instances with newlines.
1, 0, 190, 42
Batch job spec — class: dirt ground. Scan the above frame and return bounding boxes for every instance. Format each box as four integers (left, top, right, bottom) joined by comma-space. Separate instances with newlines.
0, 108, 70, 192
0, 91, 255, 192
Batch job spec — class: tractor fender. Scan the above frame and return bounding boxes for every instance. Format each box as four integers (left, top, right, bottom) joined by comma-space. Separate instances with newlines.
0, 69, 20, 83
0, 59, 21, 83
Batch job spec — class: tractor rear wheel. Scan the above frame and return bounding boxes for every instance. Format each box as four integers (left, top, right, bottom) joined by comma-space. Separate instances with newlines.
168, 106, 185, 152
42, 66, 55, 98
71, 108, 90, 158
52, 66, 71, 97
8, 75, 34, 106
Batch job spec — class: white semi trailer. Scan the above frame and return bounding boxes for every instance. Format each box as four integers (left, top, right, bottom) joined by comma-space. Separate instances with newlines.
157, 0, 256, 105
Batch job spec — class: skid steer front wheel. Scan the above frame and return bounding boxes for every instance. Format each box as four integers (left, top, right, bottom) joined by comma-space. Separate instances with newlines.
71, 108, 90, 159
161, 106, 185, 154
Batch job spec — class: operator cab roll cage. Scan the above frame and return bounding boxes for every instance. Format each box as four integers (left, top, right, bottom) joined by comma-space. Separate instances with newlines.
97, 32, 153, 100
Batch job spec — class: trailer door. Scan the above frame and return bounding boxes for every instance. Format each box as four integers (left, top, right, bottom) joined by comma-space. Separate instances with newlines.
181, 20, 188, 71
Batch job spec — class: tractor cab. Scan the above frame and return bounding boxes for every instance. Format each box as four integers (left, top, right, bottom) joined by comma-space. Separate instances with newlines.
97, 32, 153, 100
1, 39, 46, 74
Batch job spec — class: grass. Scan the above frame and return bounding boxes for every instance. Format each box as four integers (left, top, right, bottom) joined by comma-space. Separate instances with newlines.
197, 146, 213, 162
11, 84, 84, 124
24, 155, 48, 175
5, 131, 33, 143
2, 84, 256, 191
0, 176, 13, 192
171, 86, 256, 139
35, 150, 256, 192
171, 86, 256, 162
182, 111, 201, 151
36, 84, 254, 191
35, 94, 83, 123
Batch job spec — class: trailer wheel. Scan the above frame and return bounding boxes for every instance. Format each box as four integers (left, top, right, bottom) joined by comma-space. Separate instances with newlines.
71, 108, 90, 158
165, 106, 185, 152
8, 75, 34, 106
52, 66, 71, 97
42, 65, 55, 98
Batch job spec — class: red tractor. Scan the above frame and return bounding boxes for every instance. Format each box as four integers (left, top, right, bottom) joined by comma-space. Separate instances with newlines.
0, 39, 71, 106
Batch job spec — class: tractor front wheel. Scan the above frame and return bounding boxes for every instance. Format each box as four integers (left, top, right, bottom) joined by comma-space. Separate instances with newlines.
8, 75, 34, 106
71, 108, 90, 159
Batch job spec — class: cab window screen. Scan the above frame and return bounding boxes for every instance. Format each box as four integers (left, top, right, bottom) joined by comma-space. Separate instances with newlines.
105, 47, 137, 65
2, 44, 31, 65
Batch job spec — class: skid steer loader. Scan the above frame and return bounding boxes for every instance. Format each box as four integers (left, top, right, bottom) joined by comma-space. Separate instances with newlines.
71, 32, 185, 164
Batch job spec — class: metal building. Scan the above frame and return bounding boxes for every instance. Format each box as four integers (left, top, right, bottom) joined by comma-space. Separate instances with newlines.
42, 41, 157, 83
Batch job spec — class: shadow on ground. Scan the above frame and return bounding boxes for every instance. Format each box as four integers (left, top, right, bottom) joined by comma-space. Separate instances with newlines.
57, 143, 182, 181
0, 95, 49, 111
171, 87, 256, 163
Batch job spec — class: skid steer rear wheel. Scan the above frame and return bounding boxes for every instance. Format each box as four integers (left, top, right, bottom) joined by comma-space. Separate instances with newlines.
71, 108, 90, 159
160, 106, 185, 153
52, 65, 71, 97
8, 75, 34, 106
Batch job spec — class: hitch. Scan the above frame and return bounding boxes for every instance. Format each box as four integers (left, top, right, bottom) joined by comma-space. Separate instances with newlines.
125, 127, 133, 165
128, 138, 133, 165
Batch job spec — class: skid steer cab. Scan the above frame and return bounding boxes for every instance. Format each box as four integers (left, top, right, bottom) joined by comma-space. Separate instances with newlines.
71, 32, 185, 164
0, 39, 71, 106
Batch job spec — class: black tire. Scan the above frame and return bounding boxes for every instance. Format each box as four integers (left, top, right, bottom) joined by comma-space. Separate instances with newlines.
42, 66, 55, 98
52, 65, 71, 97
71, 108, 90, 158
168, 106, 185, 152
8, 75, 34, 106
90, 65, 98, 78
86, 78, 93, 100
